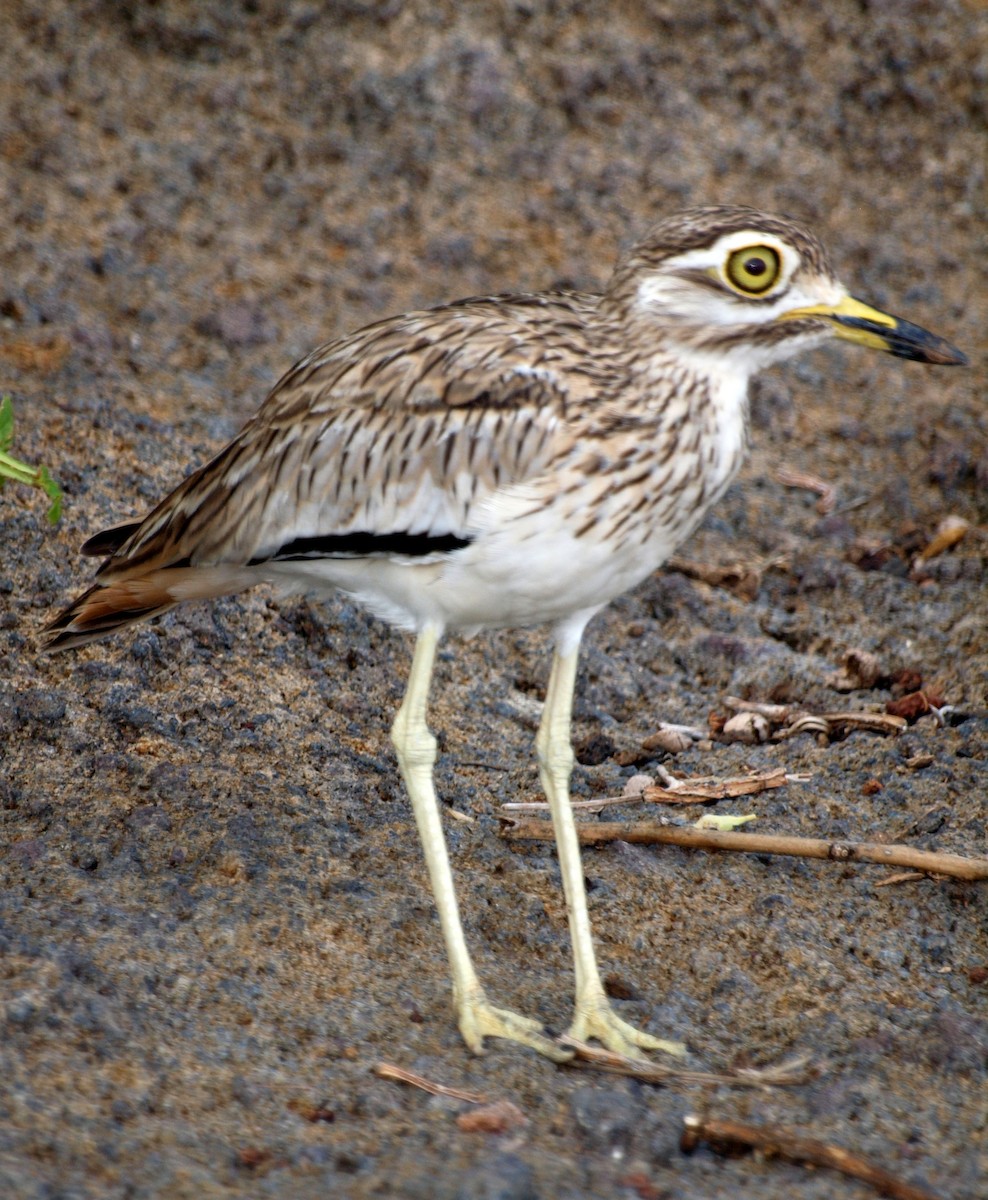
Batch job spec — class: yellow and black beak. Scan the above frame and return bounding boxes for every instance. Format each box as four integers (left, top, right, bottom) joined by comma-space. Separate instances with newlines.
784, 296, 967, 366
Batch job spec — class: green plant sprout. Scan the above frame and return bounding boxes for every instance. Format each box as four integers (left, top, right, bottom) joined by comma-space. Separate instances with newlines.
0, 394, 62, 524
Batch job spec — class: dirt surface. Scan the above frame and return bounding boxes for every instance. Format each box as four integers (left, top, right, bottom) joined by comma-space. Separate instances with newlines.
2, 3, 986, 1198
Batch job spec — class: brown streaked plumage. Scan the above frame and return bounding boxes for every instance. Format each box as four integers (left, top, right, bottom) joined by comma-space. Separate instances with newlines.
45, 206, 966, 1061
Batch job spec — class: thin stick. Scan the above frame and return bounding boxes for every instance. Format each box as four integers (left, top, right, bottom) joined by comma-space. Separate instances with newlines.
561, 1038, 813, 1088
874, 871, 926, 888
776, 466, 838, 514
501, 768, 803, 815
644, 767, 792, 801
373, 1061, 487, 1104
502, 819, 988, 881
681, 1114, 942, 1200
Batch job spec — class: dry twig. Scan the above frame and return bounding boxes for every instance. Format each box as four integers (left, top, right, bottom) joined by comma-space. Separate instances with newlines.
374, 1062, 487, 1104
681, 1114, 942, 1200
561, 1038, 814, 1088
500, 768, 800, 815
776, 466, 838, 514
722, 697, 792, 721
817, 711, 909, 735
665, 555, 767, 600
720, 696, 909, 741
874, 871, 927, 888
502, 819, 988, 881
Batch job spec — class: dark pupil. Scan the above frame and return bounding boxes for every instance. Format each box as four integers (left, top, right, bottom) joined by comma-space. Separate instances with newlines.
744, 256, 767, 276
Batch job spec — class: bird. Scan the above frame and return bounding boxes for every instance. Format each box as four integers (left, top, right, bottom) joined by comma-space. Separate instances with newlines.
45, 205, 966, 1062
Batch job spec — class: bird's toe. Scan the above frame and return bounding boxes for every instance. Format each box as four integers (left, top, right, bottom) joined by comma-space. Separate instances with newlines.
457, 992, 574, 1063
568, 997, 686, 1060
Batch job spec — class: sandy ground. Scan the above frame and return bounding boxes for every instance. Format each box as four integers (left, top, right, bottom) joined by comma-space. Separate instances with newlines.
1, 2, 986, 1197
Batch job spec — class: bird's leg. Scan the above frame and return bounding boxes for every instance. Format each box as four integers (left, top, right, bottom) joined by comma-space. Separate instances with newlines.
536, 639, 686, 1060
392, 623, 571, 1061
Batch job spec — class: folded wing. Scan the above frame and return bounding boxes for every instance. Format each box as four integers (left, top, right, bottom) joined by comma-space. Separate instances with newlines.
45, 294, 593, 649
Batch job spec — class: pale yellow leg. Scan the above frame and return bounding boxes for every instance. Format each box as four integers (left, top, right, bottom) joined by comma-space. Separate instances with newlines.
536, 643, 686, 1059
392, 623, 571, 1061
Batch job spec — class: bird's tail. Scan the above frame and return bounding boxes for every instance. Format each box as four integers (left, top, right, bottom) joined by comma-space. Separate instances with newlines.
43, 566, 257, 652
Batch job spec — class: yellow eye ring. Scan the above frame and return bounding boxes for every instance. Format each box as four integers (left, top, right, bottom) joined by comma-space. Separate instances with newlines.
725, 245, 781, 295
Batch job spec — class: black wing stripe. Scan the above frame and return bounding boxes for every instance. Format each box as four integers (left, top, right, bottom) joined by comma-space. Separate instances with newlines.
250, 530, 472, 564
82, 521, 144, 557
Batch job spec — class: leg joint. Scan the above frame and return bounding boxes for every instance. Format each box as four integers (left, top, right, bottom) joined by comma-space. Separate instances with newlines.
537, 741, 575, 777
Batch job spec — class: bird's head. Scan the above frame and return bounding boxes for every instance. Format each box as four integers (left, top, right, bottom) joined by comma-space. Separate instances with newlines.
603, 205, 967, 371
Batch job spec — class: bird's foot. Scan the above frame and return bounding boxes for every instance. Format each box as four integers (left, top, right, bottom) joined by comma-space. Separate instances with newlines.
568, 994, 686, 1060
457, 989, 574, 1062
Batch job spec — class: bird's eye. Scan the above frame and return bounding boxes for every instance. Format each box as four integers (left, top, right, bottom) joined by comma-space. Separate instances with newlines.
725, 245, 781, 295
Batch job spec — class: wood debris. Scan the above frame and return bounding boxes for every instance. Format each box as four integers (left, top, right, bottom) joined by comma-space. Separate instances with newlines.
776, 465, 838, 514
499, 767, 797, 815
886, 690, 945, 721
666, 555, 766, 600
561, 1038, 814, 1088
721, 710, 770, 744
643, 766, 795, 803
827, 647, 882, 691
719, 695, 909, 742
373, 1062, 487, 1104
904, 753, 935, 770
641, 723, 704, 753
721, 697, 791, 721
817, 710, 908, 736
681, 1114, 942, 1200
916, 513, 970, 561
573, 680, 946, 768
502, 819, 988, 882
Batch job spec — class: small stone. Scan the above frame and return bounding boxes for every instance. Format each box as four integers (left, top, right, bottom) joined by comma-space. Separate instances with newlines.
905, 753, 935, 770
456, 1100, 528, 1134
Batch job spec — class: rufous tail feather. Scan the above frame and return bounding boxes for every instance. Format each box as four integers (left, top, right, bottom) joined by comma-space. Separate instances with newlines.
43, 567, 256, 652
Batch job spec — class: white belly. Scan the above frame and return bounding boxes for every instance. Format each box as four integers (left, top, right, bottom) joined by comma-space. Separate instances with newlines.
263, 368, 750, 635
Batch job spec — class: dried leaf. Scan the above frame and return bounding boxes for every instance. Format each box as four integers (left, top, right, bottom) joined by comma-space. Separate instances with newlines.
918, 514, 970, 560
641, 726, 695, 754
886, 692, 944, 722
721, 711, 770, 744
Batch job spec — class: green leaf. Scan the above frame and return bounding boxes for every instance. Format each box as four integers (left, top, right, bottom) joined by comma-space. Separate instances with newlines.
0, 394, 63, 523
693, 813, 758, 831
0, 395, 13, 453
38, 466, 63, 525
0, 448, 38, 486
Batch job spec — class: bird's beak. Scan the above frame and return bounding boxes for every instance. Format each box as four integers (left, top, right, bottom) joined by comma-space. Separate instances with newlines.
782, 295, 968, 365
